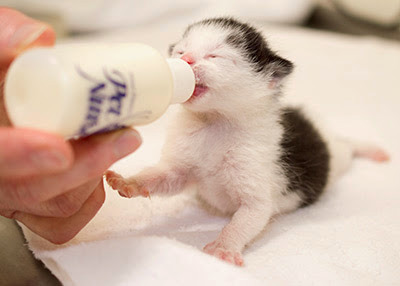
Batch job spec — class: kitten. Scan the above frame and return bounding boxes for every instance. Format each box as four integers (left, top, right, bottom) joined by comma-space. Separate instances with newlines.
105, 17, 389, 266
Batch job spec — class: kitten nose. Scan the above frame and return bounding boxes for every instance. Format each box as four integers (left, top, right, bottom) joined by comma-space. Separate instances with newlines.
181, 54, 195, 65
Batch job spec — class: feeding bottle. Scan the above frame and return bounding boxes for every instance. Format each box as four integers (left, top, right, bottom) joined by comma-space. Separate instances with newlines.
4, 43, 195, 138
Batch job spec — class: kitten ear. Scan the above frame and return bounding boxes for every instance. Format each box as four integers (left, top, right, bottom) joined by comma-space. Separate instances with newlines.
168, 43, 176, 56
268, 55, 294, 89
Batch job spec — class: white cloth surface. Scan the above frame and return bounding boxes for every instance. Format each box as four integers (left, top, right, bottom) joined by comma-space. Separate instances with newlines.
21, 19, 400, 286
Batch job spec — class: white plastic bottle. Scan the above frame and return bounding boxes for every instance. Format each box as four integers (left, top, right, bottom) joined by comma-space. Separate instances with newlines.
4, 43, 195, 138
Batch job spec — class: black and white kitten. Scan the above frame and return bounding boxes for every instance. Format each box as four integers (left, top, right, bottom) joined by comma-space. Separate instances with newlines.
106, 17, 389, 266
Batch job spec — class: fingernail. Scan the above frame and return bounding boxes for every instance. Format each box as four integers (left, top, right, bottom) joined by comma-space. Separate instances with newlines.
113, 130, 142, 159
9, 23, 48, 50
30, 149, 69, 170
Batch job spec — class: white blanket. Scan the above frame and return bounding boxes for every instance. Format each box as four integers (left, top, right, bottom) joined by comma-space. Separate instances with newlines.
21, 19, 400, 286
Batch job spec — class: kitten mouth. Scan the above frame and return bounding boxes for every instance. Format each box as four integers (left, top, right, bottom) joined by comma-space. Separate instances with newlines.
188, 84, 208, 101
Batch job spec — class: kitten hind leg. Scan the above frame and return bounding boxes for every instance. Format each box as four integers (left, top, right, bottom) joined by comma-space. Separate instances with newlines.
352, 141, 390, 162
326, 137, 390, 187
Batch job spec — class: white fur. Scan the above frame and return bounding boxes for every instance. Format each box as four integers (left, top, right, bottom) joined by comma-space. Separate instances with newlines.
105, 23, 380, 265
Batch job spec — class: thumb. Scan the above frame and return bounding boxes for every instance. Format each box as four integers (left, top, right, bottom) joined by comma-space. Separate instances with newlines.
0, 8, 56, 125
0, 7, 55, 67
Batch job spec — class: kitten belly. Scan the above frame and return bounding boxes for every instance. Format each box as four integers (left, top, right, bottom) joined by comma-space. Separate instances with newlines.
196, 179, 240, 215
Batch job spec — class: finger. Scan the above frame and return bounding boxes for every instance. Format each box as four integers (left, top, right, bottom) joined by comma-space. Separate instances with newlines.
0, 7, 55, 67
13, 177, 101, 218
0, 128, 73, 177
14, 180, 105, 244
0, 8, 56, 126
4, 128, 141, 204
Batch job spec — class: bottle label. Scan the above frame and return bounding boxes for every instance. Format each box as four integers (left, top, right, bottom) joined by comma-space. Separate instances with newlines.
76, 66, 152, 137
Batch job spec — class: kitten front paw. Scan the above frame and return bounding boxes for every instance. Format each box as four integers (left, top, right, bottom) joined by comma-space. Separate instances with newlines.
105, 170, 150, 198
203, 241, 244, 266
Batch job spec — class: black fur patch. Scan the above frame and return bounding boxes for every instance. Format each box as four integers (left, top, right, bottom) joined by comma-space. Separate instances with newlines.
279, 107, 330, 207
168, 43, 176, 56
185, 17, 293, 78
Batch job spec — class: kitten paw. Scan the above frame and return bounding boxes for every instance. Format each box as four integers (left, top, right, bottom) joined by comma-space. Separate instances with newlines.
104, 170, 150, 198
203, 241, 244, 266
353, 143, 390, 162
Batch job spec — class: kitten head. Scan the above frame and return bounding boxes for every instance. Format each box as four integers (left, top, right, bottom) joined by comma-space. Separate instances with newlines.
169, 17, 293, 115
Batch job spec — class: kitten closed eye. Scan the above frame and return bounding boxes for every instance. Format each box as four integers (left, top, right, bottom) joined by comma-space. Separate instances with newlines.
176, 50, 184, 55
206, 54, 219, 59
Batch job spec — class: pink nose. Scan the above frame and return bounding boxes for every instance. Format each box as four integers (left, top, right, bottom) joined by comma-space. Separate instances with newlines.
181, 53, 195, 65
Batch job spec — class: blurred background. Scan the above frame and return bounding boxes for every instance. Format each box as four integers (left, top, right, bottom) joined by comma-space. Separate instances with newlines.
1, 0, 399, 40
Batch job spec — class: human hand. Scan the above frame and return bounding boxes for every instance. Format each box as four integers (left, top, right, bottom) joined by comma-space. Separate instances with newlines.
0, 7, 141, 244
